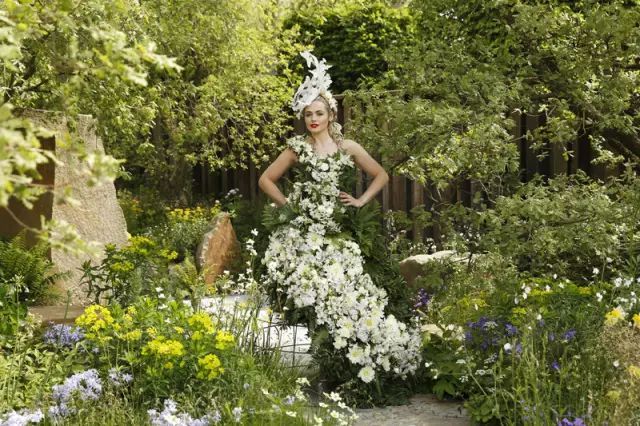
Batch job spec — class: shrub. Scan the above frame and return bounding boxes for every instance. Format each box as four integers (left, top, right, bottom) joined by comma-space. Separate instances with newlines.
0, 233, 64, 305
80, 236, 178, 305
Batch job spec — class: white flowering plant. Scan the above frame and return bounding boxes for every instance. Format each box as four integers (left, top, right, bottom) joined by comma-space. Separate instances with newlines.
262, 136, 421, 403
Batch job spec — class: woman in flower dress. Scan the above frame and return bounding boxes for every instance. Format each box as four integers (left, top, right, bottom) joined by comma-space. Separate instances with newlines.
258, 52, 421, 387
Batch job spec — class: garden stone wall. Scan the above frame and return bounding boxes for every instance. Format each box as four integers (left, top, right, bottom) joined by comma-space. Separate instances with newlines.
0, 110, 128, 305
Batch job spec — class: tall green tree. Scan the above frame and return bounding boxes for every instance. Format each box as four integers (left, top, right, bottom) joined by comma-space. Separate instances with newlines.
0, 0, 178, 251
347, 0, 640, 189
284, 0, 416, 93
118, 0, 304, 200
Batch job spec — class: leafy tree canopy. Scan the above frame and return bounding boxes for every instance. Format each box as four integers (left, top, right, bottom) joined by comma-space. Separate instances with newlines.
0, 0, 178, 251
346, 0, 640, 189
284, 0, 416, 93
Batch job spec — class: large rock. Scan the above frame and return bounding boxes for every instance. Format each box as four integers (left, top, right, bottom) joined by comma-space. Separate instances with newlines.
0, 110, 128, 304
399, 250, 468, 289
196, 212, 241, 287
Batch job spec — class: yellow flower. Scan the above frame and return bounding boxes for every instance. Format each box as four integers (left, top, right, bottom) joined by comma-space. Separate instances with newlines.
122, 314, 134, 327
159, 249, 178, 260
188, 313, 215, 334
214, 330, 235, 351
173, 326, 185, 334
143, 336, 185, 358
197, 354, 224, 380
606, 390, 621, 401
163, 362, 174, 370
628, 365, 640, 379
632, 313, 640, 330
605, 307, 626, 326
146, 327, 157, 338
76, 305, 114, 334
511, 307, 527, 317
110, 261, 135, 273
122, 330, 142, 342
577, 287, 591, 296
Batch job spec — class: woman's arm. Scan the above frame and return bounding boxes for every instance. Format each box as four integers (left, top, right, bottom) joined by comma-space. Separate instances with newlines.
339, 139, 389, 207
258, 148, 297, 207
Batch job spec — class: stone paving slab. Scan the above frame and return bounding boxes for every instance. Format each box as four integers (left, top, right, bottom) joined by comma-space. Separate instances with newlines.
28, 305, 86, 324
354, 394, 469, 426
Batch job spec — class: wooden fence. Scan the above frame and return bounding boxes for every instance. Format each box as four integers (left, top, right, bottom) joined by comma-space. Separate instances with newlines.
193, 94, 623, 239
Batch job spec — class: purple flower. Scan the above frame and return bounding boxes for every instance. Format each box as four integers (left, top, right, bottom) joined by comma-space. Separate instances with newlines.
413, 288, 431, 310
108, 368, 133, 387
50, 369, 102, 418
43, 323, 84, 348
548, 333, 556, 342
558, 417, 586, 426
505, 323, 518, 336
515, 343, 522, 354
563, 329, 577, 341
551, 360, 560, 372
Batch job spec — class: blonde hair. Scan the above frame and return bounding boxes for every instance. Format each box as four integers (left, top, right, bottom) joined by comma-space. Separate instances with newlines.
304, 94, 344, 145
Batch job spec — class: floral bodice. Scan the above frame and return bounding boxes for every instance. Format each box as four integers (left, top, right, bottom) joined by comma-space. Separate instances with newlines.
286, 136, 354, 233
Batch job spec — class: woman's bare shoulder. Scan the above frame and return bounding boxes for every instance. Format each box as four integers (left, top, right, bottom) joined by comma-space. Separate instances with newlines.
342, 139, 365, 154
282, 147, 298, 161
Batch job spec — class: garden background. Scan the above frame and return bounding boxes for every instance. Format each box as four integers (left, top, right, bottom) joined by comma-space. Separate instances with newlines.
1, 0, 640, 425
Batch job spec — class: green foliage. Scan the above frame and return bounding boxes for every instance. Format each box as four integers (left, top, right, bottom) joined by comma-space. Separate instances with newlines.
0, 274, 27, 341
442, 171, 640, 281
118, 0, 304, 199
346, 0, 640, 186
0, 318, 79, 412
344, 202, 382, 258
416, 246, 640, 423
284, 0, 416, 92
0, 0, 178, 253
80, 236, 178, 305
0, 233, 63, 304
117, 188, 167, 235
149, 205, 220, 261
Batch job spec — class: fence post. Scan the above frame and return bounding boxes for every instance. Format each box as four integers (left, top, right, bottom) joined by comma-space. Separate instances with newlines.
411, 181, 424, 243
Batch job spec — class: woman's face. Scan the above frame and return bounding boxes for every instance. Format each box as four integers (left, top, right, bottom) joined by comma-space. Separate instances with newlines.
304, 100, 332, 135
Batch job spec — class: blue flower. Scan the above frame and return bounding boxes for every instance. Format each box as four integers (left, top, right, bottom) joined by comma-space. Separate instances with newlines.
515, 343, 522, 354
108, 368, 133, 387
551, 360, 560, 372
50, 369, 102, 418
557, 417, 586, 426
505, 323, 518, 336
413, 288, 431, 310
43, 323, 84, 348
562, 329, 577, 342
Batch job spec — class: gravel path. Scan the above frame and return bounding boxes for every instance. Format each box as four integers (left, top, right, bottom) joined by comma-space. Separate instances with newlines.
354, 394, 469, 426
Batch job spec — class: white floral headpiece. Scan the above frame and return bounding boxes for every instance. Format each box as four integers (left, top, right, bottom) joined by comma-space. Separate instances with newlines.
291, 51, 338, 118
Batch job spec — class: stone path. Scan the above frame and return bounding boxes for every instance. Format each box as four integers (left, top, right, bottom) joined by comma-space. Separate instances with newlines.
354, 394, 469, 426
